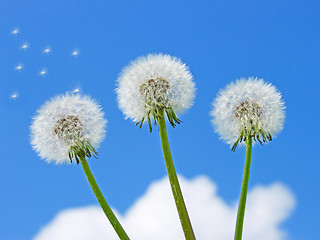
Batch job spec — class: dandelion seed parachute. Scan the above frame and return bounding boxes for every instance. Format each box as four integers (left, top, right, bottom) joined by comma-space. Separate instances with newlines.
11, 28, 19, 35
73, 88, 80, 93
210, 77, 285, 149
30, 93, 107, 164
10, 92, 18, 100
116, 53, 195, 128
21, 43, 29, 50
43, 47, 52, 54
39, 69, 47, 76
15, 64, 23, 71
71, 49, 80, 57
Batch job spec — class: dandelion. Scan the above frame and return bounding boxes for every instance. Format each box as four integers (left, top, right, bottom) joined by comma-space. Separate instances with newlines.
15, 64, 23, 71
43, 47, 52, 54
210, 77, 285, 240
39, 69, 47, 76
30, 93, 106, 163
116, 53, 195, 132
30, 93, 129, 239
21, 43, 29, 51
211, 77, 285, 151
116, 53, 196, 240
71, 49, 80, 57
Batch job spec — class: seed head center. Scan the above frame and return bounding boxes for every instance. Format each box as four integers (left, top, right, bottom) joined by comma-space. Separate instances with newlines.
234, 100, 262, 122
54, 115, 83, 142
139, 78, 170, 109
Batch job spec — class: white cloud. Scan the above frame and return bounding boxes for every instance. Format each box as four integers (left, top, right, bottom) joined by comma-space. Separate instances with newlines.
33, 176, 295, 240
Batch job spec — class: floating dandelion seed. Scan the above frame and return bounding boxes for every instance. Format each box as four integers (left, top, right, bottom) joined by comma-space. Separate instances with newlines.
69, 86, 82, 94
43, 47, 52, 55
11, 28, 19, 35
71, 49, 80, 57
21, 43, 29, 51
211, 77, 285, 151
73, 88, 80, 93
30, 93, 107, 164
10, 92, 19, 100
116, 53, 195, 131
39, 69, 47, 76
15, 64, 23, 71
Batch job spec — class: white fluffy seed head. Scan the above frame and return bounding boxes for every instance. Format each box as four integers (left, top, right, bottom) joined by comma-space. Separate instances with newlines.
210, 77, 285, 148
116, 53, 195, 123
30, 93, 107, 164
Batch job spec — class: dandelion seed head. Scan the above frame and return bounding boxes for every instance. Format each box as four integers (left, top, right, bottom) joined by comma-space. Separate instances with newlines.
210, 77, 285, 148
116, 53, 195, 127
30, 93, 107, 164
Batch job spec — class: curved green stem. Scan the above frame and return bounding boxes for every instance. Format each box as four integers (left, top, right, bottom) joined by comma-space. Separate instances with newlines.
234, 136, 253, 240
157, 109, 196, 240
80, 156, 130, 240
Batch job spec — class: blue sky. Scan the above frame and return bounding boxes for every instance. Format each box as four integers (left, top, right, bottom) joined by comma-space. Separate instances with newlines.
1, 0, 319, 239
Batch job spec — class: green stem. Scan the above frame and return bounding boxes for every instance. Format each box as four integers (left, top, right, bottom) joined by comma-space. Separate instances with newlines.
234, 136, 253, 240
157, 109, 196, 240
80, 156, 130, 240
